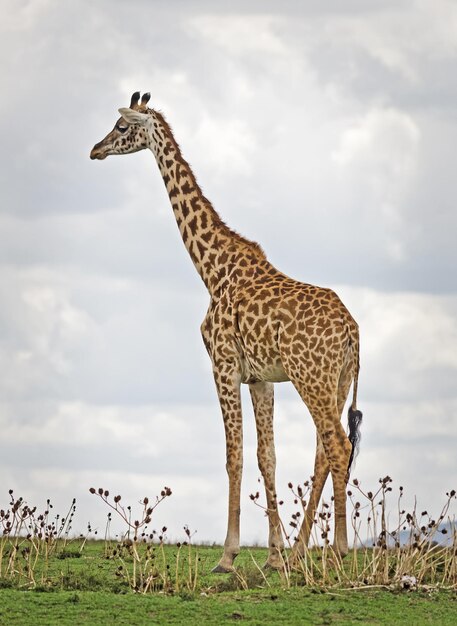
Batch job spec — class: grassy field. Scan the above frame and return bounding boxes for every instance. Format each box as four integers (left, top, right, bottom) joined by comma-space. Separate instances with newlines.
1, 585, 456, 626
1, 484, 455, 624
0, 541, 456, 625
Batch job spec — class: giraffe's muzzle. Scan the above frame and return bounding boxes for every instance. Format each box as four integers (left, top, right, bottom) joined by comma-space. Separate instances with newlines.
90, 142, 108, 160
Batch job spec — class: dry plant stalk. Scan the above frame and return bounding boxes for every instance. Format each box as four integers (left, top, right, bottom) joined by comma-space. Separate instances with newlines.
250, 476, 456, 590
90, 485, 201, 594
0, 490, 78, 588
1, 478, 455, 594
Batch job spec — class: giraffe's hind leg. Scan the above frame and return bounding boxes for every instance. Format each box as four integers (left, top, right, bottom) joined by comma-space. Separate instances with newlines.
292, 359, 354, 557
293, 432, 329, 558
301, 399, 352, 557
249, 381, 284, 569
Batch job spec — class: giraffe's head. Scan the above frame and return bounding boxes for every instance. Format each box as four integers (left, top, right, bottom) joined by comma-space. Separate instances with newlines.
90, 92, 153, 160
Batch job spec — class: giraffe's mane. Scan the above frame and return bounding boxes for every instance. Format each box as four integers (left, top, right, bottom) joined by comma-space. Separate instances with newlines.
151, 109, 266, 260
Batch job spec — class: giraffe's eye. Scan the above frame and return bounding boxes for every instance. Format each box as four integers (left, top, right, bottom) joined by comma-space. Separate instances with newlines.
116, 123, 128, 133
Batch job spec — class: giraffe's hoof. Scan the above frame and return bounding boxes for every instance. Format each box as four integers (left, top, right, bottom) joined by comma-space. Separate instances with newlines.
211, 563, 234, 574
331, 544, 348, 559
263, 560, 283, 571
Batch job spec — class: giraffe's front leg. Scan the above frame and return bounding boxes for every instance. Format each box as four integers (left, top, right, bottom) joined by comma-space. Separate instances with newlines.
212, 364, 243, 574
249, 381, 284, 569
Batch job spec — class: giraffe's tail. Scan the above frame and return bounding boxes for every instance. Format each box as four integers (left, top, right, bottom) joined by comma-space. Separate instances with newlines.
347, 336, 363, 477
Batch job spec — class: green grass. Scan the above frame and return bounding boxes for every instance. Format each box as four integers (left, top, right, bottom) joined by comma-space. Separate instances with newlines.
0, 541, 456, 625
1, 584, 456, 625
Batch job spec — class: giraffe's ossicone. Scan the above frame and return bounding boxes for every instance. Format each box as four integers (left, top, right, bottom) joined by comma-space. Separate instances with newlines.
91, 92, 363, 572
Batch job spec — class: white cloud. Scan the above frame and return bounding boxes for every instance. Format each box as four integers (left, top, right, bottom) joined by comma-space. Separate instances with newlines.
193, 116, 257, 179
338, 286, 457, 401
332, 107, 420, 261
332, 107, 420, 208
0, 401, 200, 460
333, 107, 420, 174
189, 14, 288, 58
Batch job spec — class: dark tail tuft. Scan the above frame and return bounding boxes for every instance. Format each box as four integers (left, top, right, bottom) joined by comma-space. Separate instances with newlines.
347, 407, 363, 477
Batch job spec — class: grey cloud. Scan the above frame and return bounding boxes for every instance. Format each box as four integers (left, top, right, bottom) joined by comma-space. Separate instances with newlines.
0, 266, 212, 405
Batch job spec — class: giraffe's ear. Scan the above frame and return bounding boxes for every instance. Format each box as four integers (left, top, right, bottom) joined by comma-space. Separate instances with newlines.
118, 108, 149, 126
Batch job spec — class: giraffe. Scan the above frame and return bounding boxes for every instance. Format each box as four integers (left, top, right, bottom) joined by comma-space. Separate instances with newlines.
90, 92, 363, 573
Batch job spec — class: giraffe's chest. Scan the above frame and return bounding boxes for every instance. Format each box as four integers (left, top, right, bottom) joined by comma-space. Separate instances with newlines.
202, 295, 289, 384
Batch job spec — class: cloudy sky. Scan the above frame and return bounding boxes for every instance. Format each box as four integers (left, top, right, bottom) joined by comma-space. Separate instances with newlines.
1, 0, 456, 545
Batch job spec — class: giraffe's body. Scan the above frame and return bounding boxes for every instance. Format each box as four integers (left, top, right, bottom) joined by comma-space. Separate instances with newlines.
91, 93, 362, 572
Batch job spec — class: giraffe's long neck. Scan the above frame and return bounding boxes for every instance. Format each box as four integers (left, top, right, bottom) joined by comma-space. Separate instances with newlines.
147, 111, 264, 296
